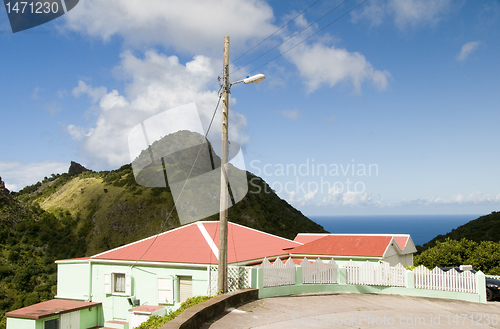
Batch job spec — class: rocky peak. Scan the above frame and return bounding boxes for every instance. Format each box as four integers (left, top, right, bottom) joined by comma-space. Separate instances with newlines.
68, 161, 90, 176
0, 176, 13, 205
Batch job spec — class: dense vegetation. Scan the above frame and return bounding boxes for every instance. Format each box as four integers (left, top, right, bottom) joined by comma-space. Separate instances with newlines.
136, 295, 215, 329
414, 237, 500, 275
0, 154, 327, 328
0, 180, 90, 329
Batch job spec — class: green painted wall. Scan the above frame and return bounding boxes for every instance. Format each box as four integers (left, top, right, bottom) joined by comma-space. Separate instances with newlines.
80, 305, 103, 328
56, 261, 90, 300
6, 317, 35, 329
86, 262, 210, 322
7, 308, 102, 329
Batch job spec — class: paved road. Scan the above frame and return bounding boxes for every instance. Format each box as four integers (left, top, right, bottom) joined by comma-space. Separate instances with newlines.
202, 293, 500, 328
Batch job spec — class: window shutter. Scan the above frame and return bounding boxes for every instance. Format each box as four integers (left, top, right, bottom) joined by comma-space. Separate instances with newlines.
125, 274, 132, 296
178, 276, 192, 303
158, 278, 173, 304
104, 274, 111, 294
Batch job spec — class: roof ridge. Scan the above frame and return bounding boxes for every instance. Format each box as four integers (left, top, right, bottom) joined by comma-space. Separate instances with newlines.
196, 222, 219, 260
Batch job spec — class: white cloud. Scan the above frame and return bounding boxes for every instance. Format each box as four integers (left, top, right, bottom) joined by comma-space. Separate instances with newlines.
398, 192, 500, 207
456, 41, 481, 62
62, 0, 276, 55
69, 50, 249, 169
352, 0, 455, 30
66, 124, 94, 140
319, 189, 500, 210
284, 42, 390, 93
31, 87, 42, 100
279, 109, 299, 120
72, 80, 108, 103
43, 101, 62, 116
0, 161, 69, 191
288, 189, 318, 207
321, 186, 378, 207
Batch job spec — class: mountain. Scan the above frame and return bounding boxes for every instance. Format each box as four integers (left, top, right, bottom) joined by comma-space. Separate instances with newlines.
0, 131, 327, 327
13, 131, 326, 255
418, 211, 500, 252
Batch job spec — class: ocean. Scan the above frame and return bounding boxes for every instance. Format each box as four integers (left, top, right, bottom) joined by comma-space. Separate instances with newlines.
309, 214, 483, 246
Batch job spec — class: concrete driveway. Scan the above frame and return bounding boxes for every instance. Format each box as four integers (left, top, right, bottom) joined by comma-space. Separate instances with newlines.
202, 293, 500, 328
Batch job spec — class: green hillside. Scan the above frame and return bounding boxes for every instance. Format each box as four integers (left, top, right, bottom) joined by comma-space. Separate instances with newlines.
0, 149, 326, 328
0, 130, 327, 327
0, 177, 91, 329
419, 211, 500, 252
16, 165, 325, 255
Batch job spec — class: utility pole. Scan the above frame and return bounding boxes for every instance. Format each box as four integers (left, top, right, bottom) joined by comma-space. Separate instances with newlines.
218, 35, 230, 293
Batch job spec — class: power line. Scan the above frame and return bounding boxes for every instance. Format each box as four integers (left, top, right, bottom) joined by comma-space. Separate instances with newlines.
131, 87, 223, 268
231, 0, 322, 65
236, 0, 368, 80
231, 0, 351, 77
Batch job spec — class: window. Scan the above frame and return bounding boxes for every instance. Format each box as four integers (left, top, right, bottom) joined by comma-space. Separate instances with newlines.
104, 273, 131, 296
44, 318, 59, 329
158, 278, 173, 304
114, 273, 126, 293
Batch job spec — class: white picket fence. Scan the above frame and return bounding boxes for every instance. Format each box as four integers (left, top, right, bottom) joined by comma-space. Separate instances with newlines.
258, 258, 480, 296
261, 257, 295, 288
301, 258, 338, 284
414, 266, 477, 293
345, 260, 406, 287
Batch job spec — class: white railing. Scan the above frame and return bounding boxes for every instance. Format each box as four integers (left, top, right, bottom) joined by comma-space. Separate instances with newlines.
414, 266, 477, 294
487, 275, 500, 280
301, 258, 338, 284
208, 265, 251, 295
345, 260, 406, 287
261, 257, 295, 288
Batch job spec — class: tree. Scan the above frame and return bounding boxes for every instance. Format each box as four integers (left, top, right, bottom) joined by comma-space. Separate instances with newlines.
414, 238, 500, 275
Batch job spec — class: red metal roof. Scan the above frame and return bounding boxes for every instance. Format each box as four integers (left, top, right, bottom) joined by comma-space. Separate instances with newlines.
5, 299, 101, 320
289, 235, 394, 257
294, 234, 328, 245
393, 236, 409, 250
91, 221, 301, 265
294, 234, 411, 252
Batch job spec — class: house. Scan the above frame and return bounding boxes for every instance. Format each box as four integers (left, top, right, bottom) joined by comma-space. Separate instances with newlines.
7, 221, 301, 329
6, 222, 416, 329
5, 299, 102, 329
291, 233, 417, 266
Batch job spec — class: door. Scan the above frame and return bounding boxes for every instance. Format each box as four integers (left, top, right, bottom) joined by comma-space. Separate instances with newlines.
60, 311, 80, 329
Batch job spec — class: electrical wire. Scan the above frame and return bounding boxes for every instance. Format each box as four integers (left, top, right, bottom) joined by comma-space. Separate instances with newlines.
231, 0, 351, 77
235, 0, 368, 81
128, 0, 368, 271
131, 86, 224, 268
230, 0, 322, 65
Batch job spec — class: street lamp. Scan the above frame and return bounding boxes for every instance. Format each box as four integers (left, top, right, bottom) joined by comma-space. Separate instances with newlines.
218, 36, 265, 294
231, 73, 266, 86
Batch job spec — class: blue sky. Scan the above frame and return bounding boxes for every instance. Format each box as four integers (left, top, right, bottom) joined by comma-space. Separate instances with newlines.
1, 0, 499, 217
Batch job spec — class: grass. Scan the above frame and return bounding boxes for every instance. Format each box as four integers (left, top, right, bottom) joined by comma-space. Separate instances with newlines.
136, 295, 216, 329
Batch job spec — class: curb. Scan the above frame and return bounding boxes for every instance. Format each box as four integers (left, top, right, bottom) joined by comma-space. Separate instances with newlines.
160, 288, 259, 329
